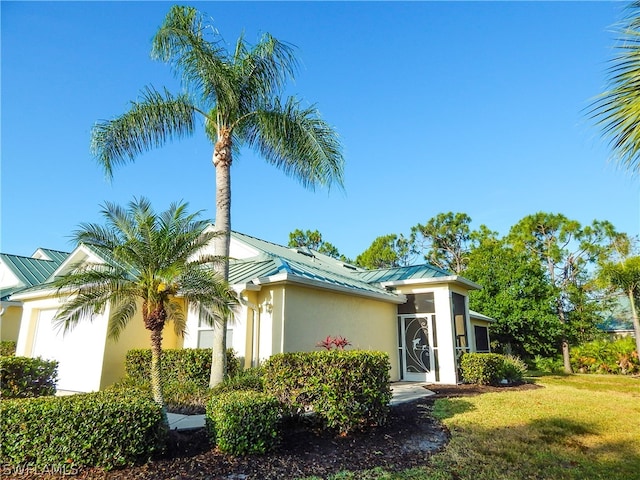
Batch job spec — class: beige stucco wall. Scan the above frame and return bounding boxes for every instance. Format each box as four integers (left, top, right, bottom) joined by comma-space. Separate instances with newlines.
264, 283, 400, 380
0, 305, 23, 341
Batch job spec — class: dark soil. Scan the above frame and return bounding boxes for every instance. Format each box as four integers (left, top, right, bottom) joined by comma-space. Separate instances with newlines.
10, 382, 541, 480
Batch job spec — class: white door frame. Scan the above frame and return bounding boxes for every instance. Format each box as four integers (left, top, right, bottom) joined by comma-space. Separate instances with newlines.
398, 314, 437, 383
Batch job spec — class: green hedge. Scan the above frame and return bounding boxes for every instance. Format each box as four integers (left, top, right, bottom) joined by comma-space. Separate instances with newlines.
0, 341, 16, 356
0, 390, 166, 469
460, 353, 506, 385
125, 348, 240, 386
263, 350, 392, 435
206, 390, 280, 455
0, 356, 58, 398
571, 337, 639, 374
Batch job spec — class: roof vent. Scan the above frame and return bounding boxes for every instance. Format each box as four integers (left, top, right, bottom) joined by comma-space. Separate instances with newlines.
342, 264, 357, 270
296, 248, 315, 258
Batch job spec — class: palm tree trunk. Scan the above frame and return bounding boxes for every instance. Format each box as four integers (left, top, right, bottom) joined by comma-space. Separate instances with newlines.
628, 288, 640, 358
210, 129, 232, 388
150, 327, 168, 424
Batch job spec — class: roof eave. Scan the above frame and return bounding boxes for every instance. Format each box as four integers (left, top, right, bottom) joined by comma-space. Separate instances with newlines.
380, 275, 481, 291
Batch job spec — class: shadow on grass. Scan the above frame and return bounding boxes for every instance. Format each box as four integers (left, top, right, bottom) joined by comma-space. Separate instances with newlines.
431, 398, 475, 420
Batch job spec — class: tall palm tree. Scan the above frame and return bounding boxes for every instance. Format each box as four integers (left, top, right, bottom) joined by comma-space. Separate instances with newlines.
91, 5, 344, 387
52, 198, 236, 418
592, 2, 640, 175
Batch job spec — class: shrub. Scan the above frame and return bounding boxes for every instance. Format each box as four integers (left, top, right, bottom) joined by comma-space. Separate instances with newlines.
0, 341, 16, 356
0, 390, 166, 469
206, 390, 281, 455
532, 355, 565, 374
499, 354, 528, 383
571, 337, 639, 374
0, 356, 58, 398
210, 367, 265, 396
125, 348, 240, 386
263, 350, 392, 435
460, 353, 505, 385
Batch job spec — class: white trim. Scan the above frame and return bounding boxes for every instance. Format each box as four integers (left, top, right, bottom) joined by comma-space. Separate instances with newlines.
380, 275, 481, 291
247, 273, 406, 304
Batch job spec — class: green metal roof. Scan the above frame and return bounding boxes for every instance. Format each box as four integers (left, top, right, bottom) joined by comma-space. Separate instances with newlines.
0, 250, 69, 300
355, 264, 452, 284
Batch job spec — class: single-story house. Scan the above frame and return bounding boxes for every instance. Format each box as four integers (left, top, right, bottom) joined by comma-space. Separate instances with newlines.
11, 229, 494, 392
0, 249, 69, 342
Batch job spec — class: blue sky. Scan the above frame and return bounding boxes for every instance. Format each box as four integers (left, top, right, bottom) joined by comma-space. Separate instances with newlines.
2, 1, 638, 261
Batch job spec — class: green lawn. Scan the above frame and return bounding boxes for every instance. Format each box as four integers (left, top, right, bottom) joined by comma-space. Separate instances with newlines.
309, 374, 640, 480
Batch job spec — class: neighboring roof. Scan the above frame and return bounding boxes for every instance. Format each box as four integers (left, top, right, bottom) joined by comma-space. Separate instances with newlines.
0, 249, 70, 300
470, 310, 496, 323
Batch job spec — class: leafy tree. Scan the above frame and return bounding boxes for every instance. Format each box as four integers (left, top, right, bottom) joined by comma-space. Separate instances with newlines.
288, 229, 344, 260
598, 234, 640, 355
410, 212, 476, 274
465, 236, 561, 359
507, 213, 618, 372
52, 198, 236, 419
90, 6, 344, 386
355, 234, 412, 269
591, 1, 640, 175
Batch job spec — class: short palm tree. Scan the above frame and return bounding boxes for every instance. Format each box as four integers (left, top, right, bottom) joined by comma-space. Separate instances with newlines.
91, 5, 344, 386
52, 198, 237, 417
592, 2, 640, 175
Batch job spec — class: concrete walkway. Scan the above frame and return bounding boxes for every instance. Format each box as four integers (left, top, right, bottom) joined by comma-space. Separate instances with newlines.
167, 382, 434, 431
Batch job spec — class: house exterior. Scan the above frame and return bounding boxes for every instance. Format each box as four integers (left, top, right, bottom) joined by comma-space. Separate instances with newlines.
11, 229, 494, 392
0, 249, 69, 342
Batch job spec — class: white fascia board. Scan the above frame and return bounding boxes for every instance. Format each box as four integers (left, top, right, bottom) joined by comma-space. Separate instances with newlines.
10, 286, 60, 301
380, 275, 481, 291
49, 244, 106, 280
250, 273, 406, 304
231, 283, 261, 294
469, 310, 496, 323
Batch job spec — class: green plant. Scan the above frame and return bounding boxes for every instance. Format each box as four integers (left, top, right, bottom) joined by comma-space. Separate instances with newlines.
0, 341, 16, 356
460, 353, 505, 385
206, 390, 281, 455
263, 350, 392, 434
210, 367, 265, 396
532, 355, 565, 374
498, 355, 528, 383
570, 337, 639, 374
0, 390, 166, 469
0, 356, 58, 398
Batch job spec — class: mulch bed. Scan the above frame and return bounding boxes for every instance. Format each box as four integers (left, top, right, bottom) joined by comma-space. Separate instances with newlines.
9, 382, 541, 480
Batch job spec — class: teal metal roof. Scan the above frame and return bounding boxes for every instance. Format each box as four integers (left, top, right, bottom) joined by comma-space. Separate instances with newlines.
355, 263, 452, 284
1, 250, 69, 300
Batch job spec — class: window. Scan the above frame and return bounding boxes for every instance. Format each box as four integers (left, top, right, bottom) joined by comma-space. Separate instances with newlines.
474, 325, 490, 352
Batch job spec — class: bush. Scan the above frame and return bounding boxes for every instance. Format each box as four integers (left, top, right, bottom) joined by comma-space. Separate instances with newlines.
571, 337, 639, 374
460, 353, 505, 385
531, 355, 565, 374
499, 354, 528, 383
125, 348, 240, 386
0, 341, 16, 356
0, 356, 58, 398
0, 390, 166, 469
206, 390, 281, 455
263, 350, 392, 435
210, 367, 265, 396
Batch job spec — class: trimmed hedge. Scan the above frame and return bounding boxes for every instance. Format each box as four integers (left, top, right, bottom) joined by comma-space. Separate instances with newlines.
0, 390, 166, 469
0, 341, 16, 356
125, 348, 240, 386
206, 390, 281, 455
0, 356, 58, 398
460, 353, 506, 385
263, 350, 392, 435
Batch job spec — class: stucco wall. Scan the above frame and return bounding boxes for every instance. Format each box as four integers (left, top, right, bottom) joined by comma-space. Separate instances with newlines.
0, 305, 22, 341
272, 284, 400, 380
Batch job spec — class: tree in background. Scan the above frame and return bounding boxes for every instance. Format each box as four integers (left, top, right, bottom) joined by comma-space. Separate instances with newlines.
288, 229, 346, 260
465, 233, 561, 359
591, 1, 640, 175
52, 198, 236, 420
410, 212, 477, 274
507, 213, 618, 373
355, 234, 413, 269
91, 6, 344, 387
598, 234, 640, 355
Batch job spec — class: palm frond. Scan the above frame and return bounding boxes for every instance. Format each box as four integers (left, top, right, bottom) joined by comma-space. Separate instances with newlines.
246, 97, 345, 190
91, 87, 197, 179
107, 299, 138, 340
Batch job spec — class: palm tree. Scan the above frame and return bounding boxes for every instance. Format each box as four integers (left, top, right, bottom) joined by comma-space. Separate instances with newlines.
52, 198, 236, 419
592, 2, 640, 175
90, 5, 344, 387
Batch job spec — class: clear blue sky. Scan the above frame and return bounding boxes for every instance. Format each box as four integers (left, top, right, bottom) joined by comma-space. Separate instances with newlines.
2, 1, 638, 261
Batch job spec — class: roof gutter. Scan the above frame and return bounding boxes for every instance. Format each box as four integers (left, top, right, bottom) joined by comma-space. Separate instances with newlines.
380, 275, 481, 291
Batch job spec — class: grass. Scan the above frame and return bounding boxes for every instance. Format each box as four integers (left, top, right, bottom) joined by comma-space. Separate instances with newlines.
305, 374, 640, 480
